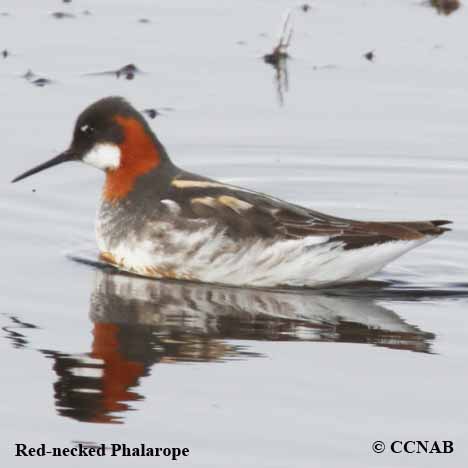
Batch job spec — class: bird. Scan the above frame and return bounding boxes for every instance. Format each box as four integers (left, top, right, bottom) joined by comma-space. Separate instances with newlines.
12, 97, 451, 288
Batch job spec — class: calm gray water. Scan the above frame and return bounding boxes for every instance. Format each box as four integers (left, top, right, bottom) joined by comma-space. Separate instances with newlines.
1, 1, 467, 467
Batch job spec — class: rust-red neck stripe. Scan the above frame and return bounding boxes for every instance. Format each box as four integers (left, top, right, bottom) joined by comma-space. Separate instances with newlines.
103, 115, 160, 203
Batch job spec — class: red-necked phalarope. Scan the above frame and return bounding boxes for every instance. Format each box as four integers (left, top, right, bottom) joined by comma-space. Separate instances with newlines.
12, 97, 451, 287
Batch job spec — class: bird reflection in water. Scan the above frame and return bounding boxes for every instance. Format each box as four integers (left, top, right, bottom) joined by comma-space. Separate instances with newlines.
3, 265, 436, 424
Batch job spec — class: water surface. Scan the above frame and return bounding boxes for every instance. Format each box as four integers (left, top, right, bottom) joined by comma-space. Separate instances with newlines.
1, 1, 467, 467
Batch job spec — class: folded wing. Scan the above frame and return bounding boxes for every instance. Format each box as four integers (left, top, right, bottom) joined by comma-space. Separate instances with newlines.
167, 175, 451, 250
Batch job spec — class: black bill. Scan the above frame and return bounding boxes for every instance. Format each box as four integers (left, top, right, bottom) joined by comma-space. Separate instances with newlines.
11, 149, 77, 183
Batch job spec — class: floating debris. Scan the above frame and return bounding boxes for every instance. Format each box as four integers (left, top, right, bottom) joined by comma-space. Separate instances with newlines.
23, 70, 53, 87
116, 63, 140, 79
263, 10, 294, 105
142, 109, 159, 119
1, 49, 9, 58
51, 12, 75, 19
263, 10, 293, 66
32, 78, 53, 87
85, 63, 143, 80
429, 0, 461, 14
300, 3, 311, 12
142, 107, 174, 119
236, 40, 246, 46
363, 50, 375, 62
82, 10, 92, 16
63, 0, 72, 3
138, 18, 151, 24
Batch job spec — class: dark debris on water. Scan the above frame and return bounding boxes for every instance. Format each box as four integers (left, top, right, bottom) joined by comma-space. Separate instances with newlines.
263, 11, 294, 106
363, 50, 375, 62
32, 78, 52, 87
428, 0, 461, 15
23, 70, 53, 87
116, 63, 141, 80
51, 12, 75, 19
142, 109, 159, 119
85, 63, 143, 80
142, 107, 174, 119
263, 11, 293, 67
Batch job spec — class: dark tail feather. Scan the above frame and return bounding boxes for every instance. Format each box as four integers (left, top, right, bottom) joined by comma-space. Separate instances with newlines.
391, 220, 452, 236
431, 220, 452, 227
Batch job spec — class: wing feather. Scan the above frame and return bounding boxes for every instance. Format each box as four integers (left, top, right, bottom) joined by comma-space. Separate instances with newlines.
167, 174, 450, 249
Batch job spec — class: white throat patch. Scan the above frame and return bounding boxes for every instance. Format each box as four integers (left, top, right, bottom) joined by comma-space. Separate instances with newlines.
83, 143, 121, 171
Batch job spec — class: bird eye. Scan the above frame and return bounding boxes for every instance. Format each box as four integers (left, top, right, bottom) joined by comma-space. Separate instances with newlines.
80, 124, 94, 134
